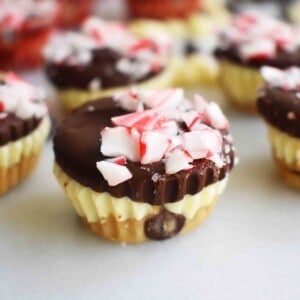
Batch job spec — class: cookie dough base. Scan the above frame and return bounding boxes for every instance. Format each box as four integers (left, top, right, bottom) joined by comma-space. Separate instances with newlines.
275, 158, 300, 189
218, 61, 263, 113
0, 152, 40, 195
54, 163, 227, 243
83, 197, 217, 243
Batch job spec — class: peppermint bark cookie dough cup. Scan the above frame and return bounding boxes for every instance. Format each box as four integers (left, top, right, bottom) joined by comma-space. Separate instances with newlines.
44, 17, 176, 113
0, 0, 59, 70
0, 72, 50, 195
215, 12, 300, 113
257, 66, 300, 189
53, 88, 235, 243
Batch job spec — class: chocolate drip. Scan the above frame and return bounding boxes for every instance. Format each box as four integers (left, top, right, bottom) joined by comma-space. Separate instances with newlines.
257, 85, 300, 137
0, 114, 41, 146
54, 98, 235, 205
215, 47, 300, 69
144, 210, 185, 240
45, 47, 163, 90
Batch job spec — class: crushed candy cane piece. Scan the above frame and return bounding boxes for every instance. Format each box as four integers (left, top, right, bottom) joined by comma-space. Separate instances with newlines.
181, 111, 203, 131
142, 88, 184, 111
194, 94, 208, 113
106, 156, 127, 165
182, 125, 222, 160
0, 0, 58, 30
261, 66, 300, 90
165, 149, 193, 174
116, 58, 151, 80
218, 12, 299, 62
96, 161, 132, 186
44, 17, 169, 70
239, 39, 276, 61
140, 131, 170, 164
98, 88, 232, 186
101, 127, 140, 162
0, 72, 47, 119
127, 39, 159, 53
113, 89, 141, 111
111, 110, 158, 131
206, 102, 229, 130
153, 119, 178, 137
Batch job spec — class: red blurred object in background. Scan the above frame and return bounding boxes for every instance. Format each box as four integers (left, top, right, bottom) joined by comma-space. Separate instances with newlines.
0, 28, 54, 70
0, 0, 60, 70
58, 0, 94, 28
126, 0, 201, 19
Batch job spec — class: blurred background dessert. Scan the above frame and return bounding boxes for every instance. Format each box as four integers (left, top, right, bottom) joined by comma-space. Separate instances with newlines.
0, 0, 60, 70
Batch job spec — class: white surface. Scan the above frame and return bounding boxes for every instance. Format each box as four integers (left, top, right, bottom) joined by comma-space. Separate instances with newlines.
0, 72, 300, 300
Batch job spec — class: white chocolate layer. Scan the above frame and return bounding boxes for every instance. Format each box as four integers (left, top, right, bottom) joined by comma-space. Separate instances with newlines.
219, 61, 263, 109
267, 125, 300, 168
54, 163, 228, 222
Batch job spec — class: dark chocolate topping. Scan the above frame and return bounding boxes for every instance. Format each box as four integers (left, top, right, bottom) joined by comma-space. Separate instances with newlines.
184, 40, 198, 56
54, 98, 235, 205
45, 47, 163, 90
144, 210, 185, 240
257, 85, 300, 137
215, 46, 300, 69
0, 114, 42, 146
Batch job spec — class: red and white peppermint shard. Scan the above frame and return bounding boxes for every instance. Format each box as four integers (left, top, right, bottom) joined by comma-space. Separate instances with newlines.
127, 38, 158, 54
96, 161, 132, 186
261, 66, 300, 90
5, 71, 35, 100
182, 125, 222, 160
233, 12, 259, 32
206, 102, 229, 130
239, 39, 276, 61
141, 88, 183, 111
194, 94, 208, 114
153, 119, 178, 137
111, 110, 158, 131
165, 149, 193, 174
83, 17, 127, 45
140, 131, 170, 164
261, 66, 285, 86
113, 89, 142, 111
181, 111, 203, 131
101, 127, 140, 162
106, 156, 127, 165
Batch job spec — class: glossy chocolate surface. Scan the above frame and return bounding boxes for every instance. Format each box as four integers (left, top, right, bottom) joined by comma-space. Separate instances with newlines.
0, 114, 41, 146
45, 47, 162, 90
54, 98, 235, 205
257, 85, 300, 137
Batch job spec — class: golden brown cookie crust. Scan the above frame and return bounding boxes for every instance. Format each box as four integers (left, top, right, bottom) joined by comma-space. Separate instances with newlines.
82, 197, 217, 243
